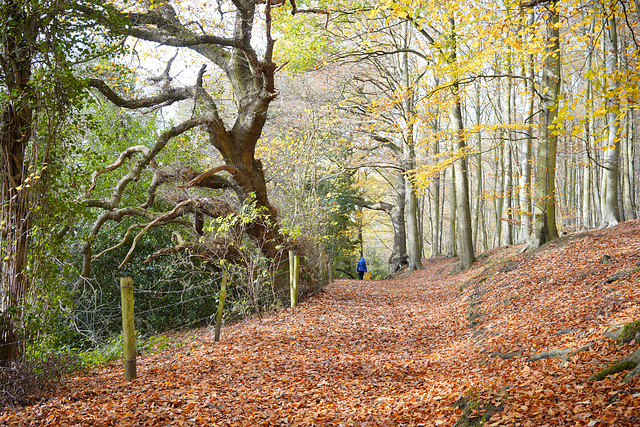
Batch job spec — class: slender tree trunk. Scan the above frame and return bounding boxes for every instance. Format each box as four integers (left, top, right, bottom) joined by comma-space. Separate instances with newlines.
520, 13, 534, 240
630, 111, 638, 218
504, 144, 513, 245
473, 85, 483, 251
582, 17, 595, 229
440, 168, 446, 253
395, 174, 408, 267
403, 138, 422, 269
593, 153, 603, 225
402, 22, 422, 270
502, 66, 513, 246
449, 15, 475, 269
621, 114, 633, 220
448, 160, 458, 257
431, 138, 441, 256
495, 140, 504, 247
481, 200, 488, 251
621, 41, 636, 220
600, 9, 621, 228
523, 0, 561, 251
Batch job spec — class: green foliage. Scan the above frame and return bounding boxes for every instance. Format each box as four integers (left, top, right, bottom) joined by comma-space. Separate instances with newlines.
316, 172, 361, 274
273, 5, 334, 73
206, 195, 290, 313
74, 223, 220, 342
72, 333, 177, 370
272, 0, 372, 73
363, 248, 387, 280
616, 320, 640, 344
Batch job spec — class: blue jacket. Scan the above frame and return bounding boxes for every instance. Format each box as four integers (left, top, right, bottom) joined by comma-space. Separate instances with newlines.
356, 257, 367, 272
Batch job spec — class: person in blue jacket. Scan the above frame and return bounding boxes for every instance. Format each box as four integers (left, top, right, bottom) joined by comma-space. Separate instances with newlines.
356, 256, 368, 280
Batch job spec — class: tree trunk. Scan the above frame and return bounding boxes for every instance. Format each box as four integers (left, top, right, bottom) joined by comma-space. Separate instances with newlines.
621, 41, 636, 220
359, 193, 408, 274
495, 140, 504, 247
404, 162, 422, 270
473, 85, 483, 251
431, 138, 441, 256
448, 161, 457, 257
503, 144, 513, 245
519, 14, 534, 241
390, 202, 409, 272
629, 111, 637, 218
582, 16, 595, 229
600, 9, 621, 228
0, 1, 35, 364
447, 16, 475, 269
502, 66, 513, 246
523, 0, 561, 251
402, 22, 422, 271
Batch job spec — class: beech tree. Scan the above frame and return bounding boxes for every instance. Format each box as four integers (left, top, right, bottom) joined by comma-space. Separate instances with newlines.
599, 3, 621, 228
522, 0, 561, 251
76, 0, 310, 286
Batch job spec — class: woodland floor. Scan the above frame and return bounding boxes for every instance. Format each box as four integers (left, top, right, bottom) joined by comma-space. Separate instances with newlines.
3, 221, 640, 426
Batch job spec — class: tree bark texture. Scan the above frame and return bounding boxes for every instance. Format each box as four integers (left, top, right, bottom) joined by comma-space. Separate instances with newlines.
502, 67, 513, 246
360, 199, 408, 274
600, 9, 621, 228
0, 0, 36, 364
524, 0, 560, 251
519, 33, 533, 240
448, 16, 475, 269
472, 86, 483, 251
431, 138, 441, 256
582, 16, 595, 229
401, 21, 422, 271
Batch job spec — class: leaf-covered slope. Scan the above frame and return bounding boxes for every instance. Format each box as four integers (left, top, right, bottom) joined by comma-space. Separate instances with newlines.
2, 221, 640, 425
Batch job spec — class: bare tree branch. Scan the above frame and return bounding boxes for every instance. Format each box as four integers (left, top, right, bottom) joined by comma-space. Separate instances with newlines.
343, 162, 405, 172
180, 165, 239, 189
84, 118, 207, 210
87, 145, 150, 197
88, 79, 193, 109
119, 199, 197, 268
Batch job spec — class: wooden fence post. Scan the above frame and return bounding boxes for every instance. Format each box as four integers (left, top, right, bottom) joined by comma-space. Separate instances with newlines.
289, 250, 299, 307
214, 270, 228, 342
120, 277, 136, 381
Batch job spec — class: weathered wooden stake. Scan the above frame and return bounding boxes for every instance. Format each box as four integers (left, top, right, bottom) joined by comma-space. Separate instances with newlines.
214, 270, 228, 342
120, 277, 136, 381
289, 250, 299, 307
293, 254, 299, 306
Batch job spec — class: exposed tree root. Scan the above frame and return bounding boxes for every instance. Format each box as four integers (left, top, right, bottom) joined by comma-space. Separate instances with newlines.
490, 351, 520, 360
560, 344, 593, 367
615, 320, 640, 343
528, 348, 574, 362
588, 359, 636, 382
452, 395, 503, 427
589, 319, 640, 382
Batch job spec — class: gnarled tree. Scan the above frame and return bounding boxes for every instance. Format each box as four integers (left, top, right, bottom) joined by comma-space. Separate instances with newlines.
76, 0, 308, 288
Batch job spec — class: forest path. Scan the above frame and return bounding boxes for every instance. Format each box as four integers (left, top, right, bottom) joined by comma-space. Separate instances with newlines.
4, 222, 640, 425
4, 260, 475, 425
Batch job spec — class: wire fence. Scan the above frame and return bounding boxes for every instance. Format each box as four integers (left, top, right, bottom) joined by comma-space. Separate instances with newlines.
0, 235, 333, 412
